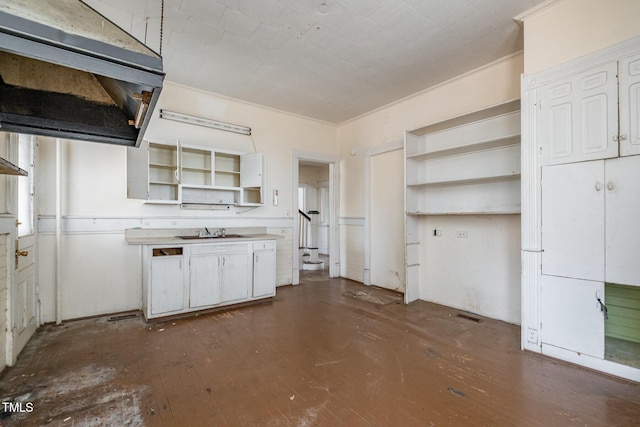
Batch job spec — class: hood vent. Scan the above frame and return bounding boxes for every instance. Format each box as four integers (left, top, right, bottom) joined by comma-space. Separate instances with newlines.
0, 0, 164, 147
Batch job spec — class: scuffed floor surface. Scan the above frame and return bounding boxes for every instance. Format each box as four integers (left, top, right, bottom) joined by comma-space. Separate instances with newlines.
1, 276, 639, 426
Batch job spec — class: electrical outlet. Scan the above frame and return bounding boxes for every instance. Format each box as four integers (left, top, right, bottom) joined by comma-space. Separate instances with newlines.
456, 231, 468, 238
527, 329, 538, 344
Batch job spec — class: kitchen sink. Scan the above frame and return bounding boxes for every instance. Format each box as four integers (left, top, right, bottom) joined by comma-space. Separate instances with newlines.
177, 234, 246, 240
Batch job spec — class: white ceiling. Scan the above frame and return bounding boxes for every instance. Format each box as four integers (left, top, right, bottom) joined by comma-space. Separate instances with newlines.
86, 0, 544, 124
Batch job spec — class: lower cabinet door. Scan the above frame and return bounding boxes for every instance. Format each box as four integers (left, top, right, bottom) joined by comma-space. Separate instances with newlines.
539, 275, 605, 358
189, 253, 221, 308
220, 252, 249, 302
253, 250, 275, 297
150, 256, 185, 315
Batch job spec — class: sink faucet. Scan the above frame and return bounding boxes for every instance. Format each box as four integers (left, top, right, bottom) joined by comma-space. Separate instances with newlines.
198, 227, 226, 237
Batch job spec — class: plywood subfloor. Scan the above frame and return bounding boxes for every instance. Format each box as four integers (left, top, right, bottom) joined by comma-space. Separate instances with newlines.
1, 275, 639, 426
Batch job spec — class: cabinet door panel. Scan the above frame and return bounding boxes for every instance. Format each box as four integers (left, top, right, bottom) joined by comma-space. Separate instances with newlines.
240, 153, 264, 188
221, 253, 249, 302
253, 250, 276, 297
127, 140, 149, 200
540, 62, 618, 166
541, 161, 604, 281
620, 53, 640, 156
189, 254, 221, 308
539, 275, 605, 358
605, 156, 640, 285
150, 256, 184, 315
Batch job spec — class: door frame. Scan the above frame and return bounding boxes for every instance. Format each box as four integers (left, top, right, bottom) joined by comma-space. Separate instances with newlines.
292, 150, 340, 284
363, 139, 403, 286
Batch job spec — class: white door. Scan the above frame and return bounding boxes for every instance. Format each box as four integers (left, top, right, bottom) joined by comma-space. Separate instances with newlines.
370, 149, 405, 292
619, 53, 640, 157
541, 161, 605, 281
605, 155, 640, 286
220, 252, 249, 302
0, 234, 8, 371
189, 253, 221, 308
13, 134, 37, 359
539, 275, 605, 358
540, 61, 618, 166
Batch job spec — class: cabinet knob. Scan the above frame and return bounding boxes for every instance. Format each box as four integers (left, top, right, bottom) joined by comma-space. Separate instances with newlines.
607, 181, 615, 191
619, 134, 628, 141
595, 182, 603, 191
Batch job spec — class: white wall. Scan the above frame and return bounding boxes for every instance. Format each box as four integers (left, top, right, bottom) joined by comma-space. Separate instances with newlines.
338, 54, 523, 322
522, 0, 640, 74
422, 215, 521, 322
36, 82, 337, 322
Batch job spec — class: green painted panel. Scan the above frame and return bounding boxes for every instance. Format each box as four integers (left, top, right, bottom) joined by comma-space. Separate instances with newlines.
605, 283, 640, 344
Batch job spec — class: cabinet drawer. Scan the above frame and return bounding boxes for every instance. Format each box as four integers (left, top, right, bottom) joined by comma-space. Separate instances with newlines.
252, 240, 276, 251
191, 243, 248, 255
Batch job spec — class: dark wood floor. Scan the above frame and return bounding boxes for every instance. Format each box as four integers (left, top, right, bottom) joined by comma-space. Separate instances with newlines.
1, 271, 639, 426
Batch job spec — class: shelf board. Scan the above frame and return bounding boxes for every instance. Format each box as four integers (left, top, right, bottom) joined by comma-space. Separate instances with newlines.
407, 209, 521, 215
149, 181, 178, 186
181, 184, 241, 191
408, 100, 520, 136
406, 135, 520, 161
407, 173, 520, 188
144, 199, 180, 205
149, 162, 177, 169
182, 166, 212, 172
0, 157, 28, 176
215, 169, 240, 175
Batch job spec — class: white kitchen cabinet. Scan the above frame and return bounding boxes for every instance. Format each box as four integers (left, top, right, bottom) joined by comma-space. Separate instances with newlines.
220, 252, 249, 303
539, 275, 605, 358
141, 238, 275, 320
522, 38, 640, 380
128, 140, 265, 206
189, 253, 221, 308
239, 152, 265, 206
127, 140, 180, 203
604, 156, 640, 285
148, 248, 185, 316
541, 156, 640, 285
541, 161, 605, 281
539, 62, 618, 166
252, 241, 276, 298
619, 53, 640, 157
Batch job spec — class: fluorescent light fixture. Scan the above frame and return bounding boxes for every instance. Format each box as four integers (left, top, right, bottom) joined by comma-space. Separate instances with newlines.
159, 109, 251, 135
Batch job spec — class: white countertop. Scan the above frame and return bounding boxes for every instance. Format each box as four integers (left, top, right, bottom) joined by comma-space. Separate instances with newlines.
125, 227, 283, 246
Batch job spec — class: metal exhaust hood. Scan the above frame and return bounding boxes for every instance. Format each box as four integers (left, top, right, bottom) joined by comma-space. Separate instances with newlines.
0, 0, 165, 147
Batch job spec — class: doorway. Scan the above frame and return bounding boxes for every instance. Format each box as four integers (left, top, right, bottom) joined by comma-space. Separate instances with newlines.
292, 151, 339, 285
298, 164, 330, 276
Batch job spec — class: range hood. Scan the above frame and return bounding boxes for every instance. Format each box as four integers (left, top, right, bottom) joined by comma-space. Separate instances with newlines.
0, 0, 164, 147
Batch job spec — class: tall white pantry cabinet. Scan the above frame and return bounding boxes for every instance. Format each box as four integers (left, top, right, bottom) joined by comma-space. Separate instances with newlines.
521, 37, 640, 381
